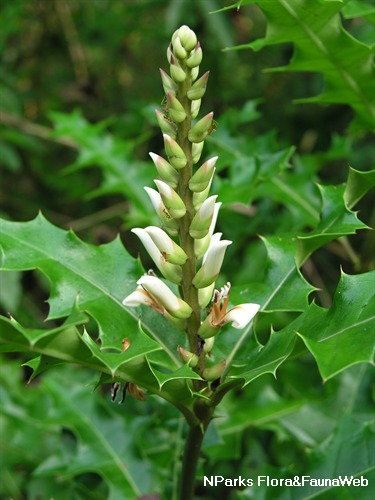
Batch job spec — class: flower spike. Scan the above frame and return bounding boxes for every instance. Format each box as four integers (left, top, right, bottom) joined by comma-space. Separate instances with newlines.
123, 25, 260, 386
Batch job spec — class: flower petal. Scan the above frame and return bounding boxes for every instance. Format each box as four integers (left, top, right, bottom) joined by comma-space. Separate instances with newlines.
224, 303, 260, 329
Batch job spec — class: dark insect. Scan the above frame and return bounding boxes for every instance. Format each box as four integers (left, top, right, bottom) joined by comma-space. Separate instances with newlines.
197, 336, 205, 356
111, 381, 128, 404
208, 119, 218, 135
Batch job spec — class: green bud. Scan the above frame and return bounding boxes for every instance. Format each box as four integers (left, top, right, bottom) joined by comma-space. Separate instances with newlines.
187, 72, 209, 100
188, 112, 214, 143
170, 55, 186, 83
191, 67, 199, 81
145, 226, 188, 265
166, 92, 187, 123
167, 43, 173, 64
173, 36, 187, 60
189, 156, 218, 192
155, 109, 177, 139
154, 179, 186, 219
163, 134, 187, 169
203, 336, 215, 353
144, 187, 178, 234
198, 283, 215, 308
177, 346, 199, 367
193, 184, 211, 210
193, 238, 232, 288
189, 195, 217, 239
198, 314, 220, 339
191, 99, 201, 119
149, 152, 179, 189
202, 360, 226, 381
186, 43, 202, 68
192, 141, 204, 164
174, 25, 197, 52
159, 68, 177, 94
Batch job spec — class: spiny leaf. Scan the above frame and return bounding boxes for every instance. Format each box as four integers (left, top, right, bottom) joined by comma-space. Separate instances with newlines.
296, 183, 369, 265
222, 235, 315, 379
227, 326, 298, 386
80, 322, 162, 377
0, 316, 196, 416
222, 0, 375, 131
0, 213, 180, 369
344, 166, 375, 208
244, 236, 316, 313
150, 363, 203, 389
296, 271, 375, 381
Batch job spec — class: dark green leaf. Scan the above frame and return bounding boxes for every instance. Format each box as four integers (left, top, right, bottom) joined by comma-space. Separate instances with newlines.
296, 184, 368, 265
297, 271, 375, 380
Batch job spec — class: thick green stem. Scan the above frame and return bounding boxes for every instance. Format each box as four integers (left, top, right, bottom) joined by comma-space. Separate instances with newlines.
179, 424, 205, 500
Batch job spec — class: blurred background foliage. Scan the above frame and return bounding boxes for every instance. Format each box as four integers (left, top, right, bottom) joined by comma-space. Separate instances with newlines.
0, 0, 374, 498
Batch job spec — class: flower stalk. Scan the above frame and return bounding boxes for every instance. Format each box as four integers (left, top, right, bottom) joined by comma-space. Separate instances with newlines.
122, 25, 260, 499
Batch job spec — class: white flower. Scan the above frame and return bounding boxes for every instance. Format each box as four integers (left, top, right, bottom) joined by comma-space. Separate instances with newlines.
224, 303, 260, 329
137, 275, 192, 319
144, 187, 178, 234
144, 226, 187, 265
198, 283, 260, 338
189, 195, 218, 239
193, 235, 232, 288
194, 202, 221, 258
131, 228, 182, 284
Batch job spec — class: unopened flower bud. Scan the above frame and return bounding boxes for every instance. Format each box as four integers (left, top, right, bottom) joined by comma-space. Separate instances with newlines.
154, 179, 186, 219
145, 226, 188, 265
172, 36, 187, 60
166, 92, 187, 123
187, 72, 209, 100
155, 109, 177, 140
198, 283, 215, 308
188, 112, 214, 143
202, 360, 226, 381
144, 187, 178, 232
191, 99, 201, 119
193, 183, 212, 210
174, 25, 197, 52
131, 228, 182, 284
170, 55, 186, 83
189, 195, 218, 239
149, 152, 179, 189
189, 157, 218, 192
192, 141, 204, 164
191, 67, 199, 81
137, 275, 192, 319
198, 314, 220, 339
177, 346, 199, 367
167, 43, 173, 64
203, 336, 215, 353
186, 43, 202, 68
159, 68, 177, 94
193, 237, 232, 288
163, 134, 187, 169
195, 203, 221, 258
